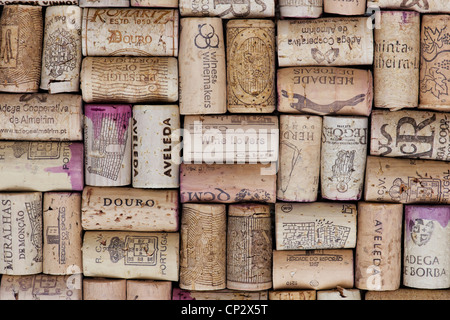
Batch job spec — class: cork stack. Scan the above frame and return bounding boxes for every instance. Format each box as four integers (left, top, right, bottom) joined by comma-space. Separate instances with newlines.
1, 0, 449, 303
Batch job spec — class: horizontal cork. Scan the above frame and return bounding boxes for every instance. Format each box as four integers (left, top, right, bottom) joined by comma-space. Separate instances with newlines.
316, 288, 361, 300
183, 115, 279, 164
277, 18, 373, 67
82, 8, 178, 57
0, 93, 83, 141
324, 0, 366, 15
268, 290, 316, 300
364, 156, 450, 204
82, 231, 179, 281
275, 202, 357, 250
272, 249, 354, 290
278, 0, 323, 18
180, 163, 277, 203
365, 288, 450, 300
80, 56, 178, 104
127, 280, 172, 300
370, 109, 450, 161
81, 186, 179, 232
83, 278, 127, 300
179, 0, 275, 18
367, 0, 450, 12
0, 274, 82, 300
79, 0, 129, 6
277, 67, 372, 116
172, 288, 268, 300
131, 0, 178, 7
0, 0, 78, 4
0, 141, 84, 192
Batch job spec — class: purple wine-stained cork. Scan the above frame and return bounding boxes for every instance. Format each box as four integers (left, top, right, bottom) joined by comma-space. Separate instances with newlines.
44, 142, 84, 191
84, 104, 132, 142
405, 205, 450, 240
172, 288, 195, 300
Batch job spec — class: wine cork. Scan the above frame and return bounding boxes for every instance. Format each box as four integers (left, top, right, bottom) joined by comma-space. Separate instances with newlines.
131, 0, 178, 7
277, 18, 374, 67
374, 11, 420, 110
81, 186, 179, 232
324, 0, 366, 15
132, 105, 180, 188
226, 19, 276, 113
79, 0, 129, 6
82, 8, 178, 57
0, 192, 42, 275
43, 192, 82, 275
272, 249, 354, 290
80, 56, 178, 104
403, 205, 450, 289
419, 15, 450, 111
41, 6, 82, 94
173, 288, 268, 300
180, 163, 277, 204
84, 104, 132, 187
364, 156, 450, 204
82, 231, 179, 281
268, 290, 316, 300
275, 202, 357, 250
277, 67, 373, 116
127, 280, 172, 300
227, 203, 272, 291
0, 274, 82, 300
179, 203, 226, 291
0, 0, 78, 4
370, 109, 450, 161
0, 141, 84, 192
316, 288, 361, 300
0, 93, 83, 141
279, 0, 323, 18
364, 288, 450, 300
0, 5, 43, 93
183, 115, 279, 164
277, 115, 322, 202
355, 202, 403, 291
320, 116, 368, 201
83, 278, 126, 300
179, 0, 275, 18
367, 0, 450, 13
179, 17, 226, 115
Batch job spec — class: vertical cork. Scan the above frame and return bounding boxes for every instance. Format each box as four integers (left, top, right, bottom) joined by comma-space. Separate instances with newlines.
41, 6, 82, 94
83, 278, 127, 300
320, 116, 368, 201
227, 203, 272, 291
226, 19, 276, 113
0, 5, 43, 93
272, 249, 354, 290
132, 105, 180, 188
0, 192, 42, 275
179, 17, 226, 115
277, 115, 322, 202
80, 56, 178, 104
43, 192, 82, 275
355, 202, 403, 291
84, 104, 132, 187
403, 205, 450, 289
0, 274, 82, 300
374, 11, 420, 110
279, 0, 323, 18
419, 15, 450, 111
127, 280, 172, 300
364, 156, 450, 204
324, 0, 366, 15
179, 203, 226, 291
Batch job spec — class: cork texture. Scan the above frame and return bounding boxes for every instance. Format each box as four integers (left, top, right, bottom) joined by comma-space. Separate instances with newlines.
278, 0, 323, 18
179, 0, 275, 18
